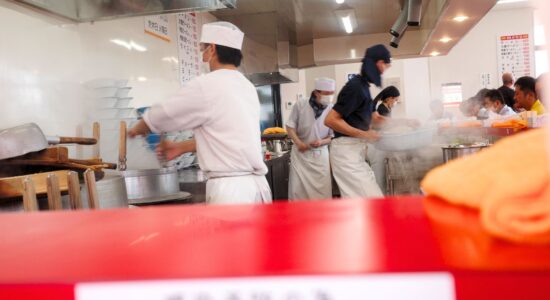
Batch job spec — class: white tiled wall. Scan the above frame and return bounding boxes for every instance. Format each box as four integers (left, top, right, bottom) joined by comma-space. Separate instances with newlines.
0, 1, 213, 167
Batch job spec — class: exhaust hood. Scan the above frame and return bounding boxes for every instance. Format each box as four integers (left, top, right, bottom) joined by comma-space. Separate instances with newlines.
11, 0, 236, 22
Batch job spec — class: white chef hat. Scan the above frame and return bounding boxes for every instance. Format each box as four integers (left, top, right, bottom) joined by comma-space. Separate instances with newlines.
315, 78, 336, 92
200, 21, 244, 50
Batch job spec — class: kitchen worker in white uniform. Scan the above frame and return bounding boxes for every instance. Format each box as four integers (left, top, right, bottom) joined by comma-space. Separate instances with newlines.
324, 44, 392, 199
128, 21, 272, 205
286, 78, 336, 200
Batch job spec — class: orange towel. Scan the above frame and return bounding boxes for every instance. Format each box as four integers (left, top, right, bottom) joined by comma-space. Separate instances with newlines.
421, 128, 550, 244
491, 119, 528, 129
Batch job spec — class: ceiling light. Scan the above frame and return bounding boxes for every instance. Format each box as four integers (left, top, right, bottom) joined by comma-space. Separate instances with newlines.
137, 77, 147, 82
453, 15, 469, 22
110, 39, 131, 50
439, 37, 452, 43
335, 0, 345, 3
342, 16, 353, 33
430, 51, 440, 56
335, 9, 357, 34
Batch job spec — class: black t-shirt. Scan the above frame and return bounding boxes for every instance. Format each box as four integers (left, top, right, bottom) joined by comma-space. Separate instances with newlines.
377, 103, 391, 117
332, 75, 375, 138
498, 85, 515, 109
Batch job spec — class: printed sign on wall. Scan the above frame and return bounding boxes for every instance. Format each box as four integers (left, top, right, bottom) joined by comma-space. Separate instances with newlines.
497, 34, 533, 81
144, 15, 170, 42
176, 13, 200, 85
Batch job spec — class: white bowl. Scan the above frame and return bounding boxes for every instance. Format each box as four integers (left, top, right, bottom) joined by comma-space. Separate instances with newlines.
94, 108, 135, 120
114, 97, 132, 108
116, 87, 132, 98
97, 97, 118, 109
97, 118, 138, 130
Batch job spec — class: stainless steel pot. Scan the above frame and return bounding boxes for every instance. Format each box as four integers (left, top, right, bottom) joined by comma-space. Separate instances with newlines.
442, 145, 489, 163
81, 173, 128, 209
121, 167, 181, 203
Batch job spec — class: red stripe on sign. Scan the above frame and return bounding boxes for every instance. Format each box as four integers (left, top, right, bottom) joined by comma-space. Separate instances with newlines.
454, 272, 550, 300
0, 284, 74, 300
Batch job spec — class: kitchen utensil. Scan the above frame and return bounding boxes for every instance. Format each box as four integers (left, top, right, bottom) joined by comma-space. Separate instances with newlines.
84, 169, 99, 209
0, 123, 97, 160
92, 122, 100, 159
375, 126, 437, 151
46, 173, 62, 210
122, 167, 182, 204
22, 177, 38, 212
442, 144, 489, 163
0, 170, 70, 199
119, 121, 127, 171
67, 171, 82, 210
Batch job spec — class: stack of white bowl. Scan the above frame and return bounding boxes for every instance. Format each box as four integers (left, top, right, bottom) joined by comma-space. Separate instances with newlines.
84, 78, 142, 166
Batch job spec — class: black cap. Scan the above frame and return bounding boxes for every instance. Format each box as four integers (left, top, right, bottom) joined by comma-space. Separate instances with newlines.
364, 44, 392, 64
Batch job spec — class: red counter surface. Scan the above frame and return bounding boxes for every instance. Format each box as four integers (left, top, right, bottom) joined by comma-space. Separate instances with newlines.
0, 197, 549, 299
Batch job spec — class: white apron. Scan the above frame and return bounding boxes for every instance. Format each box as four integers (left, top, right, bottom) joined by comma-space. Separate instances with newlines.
288, 145, 332, 200
206, 172, 272, 205
330, 137, 383, 199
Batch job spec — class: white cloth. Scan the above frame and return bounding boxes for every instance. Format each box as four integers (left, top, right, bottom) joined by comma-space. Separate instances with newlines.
206, 175, 272, 205
315, 78, 336, 92
288, 145, 332, 200
330, 137, 383, 199
200, 22, 244, 50
286, 98, 333, 144
498, 105, 517, 116
144, 69, 271, 204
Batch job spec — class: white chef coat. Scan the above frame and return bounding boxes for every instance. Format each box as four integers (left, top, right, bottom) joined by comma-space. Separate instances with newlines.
286, 98, 333, 200
144, 69, 272, 205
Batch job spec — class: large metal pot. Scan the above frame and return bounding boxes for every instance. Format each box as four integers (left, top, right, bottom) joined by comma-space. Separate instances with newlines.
442, 144, 489, 163
81, 172, 128, 209
121, 167, 186, 204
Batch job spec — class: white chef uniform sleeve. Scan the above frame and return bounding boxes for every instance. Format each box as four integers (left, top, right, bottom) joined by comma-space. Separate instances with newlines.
143, 79, 209, 133
286, 101, 300, 129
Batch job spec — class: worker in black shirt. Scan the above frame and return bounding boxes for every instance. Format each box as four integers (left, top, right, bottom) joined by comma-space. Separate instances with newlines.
324, 44, 391, 198
374, 85, 400, 117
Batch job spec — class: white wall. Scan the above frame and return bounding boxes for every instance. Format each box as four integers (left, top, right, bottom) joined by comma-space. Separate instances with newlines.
0, 1, 213, 167
428, 7, 535, 102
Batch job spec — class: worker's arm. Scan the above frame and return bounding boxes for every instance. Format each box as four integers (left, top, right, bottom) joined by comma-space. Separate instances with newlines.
286, 126, 309, 152
157, 139, 197, 161
324, 109, 379, 142
128, 119, 151, 137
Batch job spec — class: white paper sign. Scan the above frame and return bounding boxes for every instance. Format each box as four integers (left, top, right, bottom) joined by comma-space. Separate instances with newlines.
76, 273, 456, 300
497, 34, 533, 81
176, 13, 200, 85
145, 15, 170, 42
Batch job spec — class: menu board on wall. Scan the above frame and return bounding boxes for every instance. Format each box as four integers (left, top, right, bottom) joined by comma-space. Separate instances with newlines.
176, 13, 200, 86
497, 34, 533, 80
144, 15, 170, 42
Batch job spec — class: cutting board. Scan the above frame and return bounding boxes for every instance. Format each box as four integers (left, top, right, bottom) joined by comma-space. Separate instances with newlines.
0, 170, 70, 199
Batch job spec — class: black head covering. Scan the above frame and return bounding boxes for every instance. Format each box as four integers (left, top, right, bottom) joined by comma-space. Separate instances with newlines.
361, 44, 392, 87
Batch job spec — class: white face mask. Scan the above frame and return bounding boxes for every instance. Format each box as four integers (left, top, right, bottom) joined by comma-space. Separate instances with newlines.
200, 46, 212, 74
319, 95, 334, 106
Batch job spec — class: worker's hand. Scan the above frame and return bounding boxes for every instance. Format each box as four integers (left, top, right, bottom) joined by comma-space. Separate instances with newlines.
156, 140, 182, 161
127, 120, 151, 138
360, 129, 380, 142
296, 141, 310, 152
309, 140, 323, 148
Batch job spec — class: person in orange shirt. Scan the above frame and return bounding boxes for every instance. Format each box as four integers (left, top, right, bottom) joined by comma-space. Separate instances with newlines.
514, 76, 545, 115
